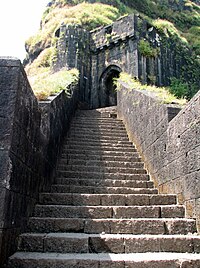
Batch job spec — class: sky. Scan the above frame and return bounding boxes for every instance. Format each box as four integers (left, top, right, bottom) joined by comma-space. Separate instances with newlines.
0, 0, 50, 61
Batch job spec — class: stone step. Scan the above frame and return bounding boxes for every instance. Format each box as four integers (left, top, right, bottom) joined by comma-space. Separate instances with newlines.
68, 125, 126, 131
28, 217, 197, 235
18, 233, 200, 254
63, 145, 136, 152
58, 166, 147, 175
70, 122, 126, 131
68, 132, 129, 139
60, 153, 140, 161
50, 185, 157, 194
68, 129, 127, 136
72, 115, 120, 121
61, 150, 139, 158
34, 205, 185, 219
9, 252, 200, 268
57, 170, 150, 181
59, 159, 143, 168
58, 162, 144, 171
55, 178, 154, 188
58, 159, 144, 170
64, 140, 134, 148
67, 134, 129, 141
65, 138, 131, 145
70, 121, 124, 127
73, 116, 119, 121
40, 193, 176, 206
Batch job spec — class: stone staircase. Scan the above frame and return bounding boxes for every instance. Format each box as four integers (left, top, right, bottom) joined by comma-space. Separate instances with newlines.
8, 107, 200, 267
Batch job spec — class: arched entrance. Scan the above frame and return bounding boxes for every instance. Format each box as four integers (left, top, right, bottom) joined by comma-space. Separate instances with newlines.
99, 65, 122, 108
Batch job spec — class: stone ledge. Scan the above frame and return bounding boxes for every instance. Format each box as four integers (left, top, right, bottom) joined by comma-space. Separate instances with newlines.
0, 57, 21, 67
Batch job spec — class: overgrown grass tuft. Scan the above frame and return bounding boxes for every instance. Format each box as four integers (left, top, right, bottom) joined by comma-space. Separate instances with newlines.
115, 72, 187, 106
28, 68, 79, 101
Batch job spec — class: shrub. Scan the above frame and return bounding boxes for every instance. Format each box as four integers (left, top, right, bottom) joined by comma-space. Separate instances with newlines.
138, 40, 159, 58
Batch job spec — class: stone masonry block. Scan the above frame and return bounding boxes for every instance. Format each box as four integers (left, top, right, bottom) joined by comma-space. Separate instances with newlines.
89, 236, 124, 253
45, 234, 88, 253
125, 260, 180, 268
161, 206, 185, 218
125, 237, 159, 253
113, 206, 160, 218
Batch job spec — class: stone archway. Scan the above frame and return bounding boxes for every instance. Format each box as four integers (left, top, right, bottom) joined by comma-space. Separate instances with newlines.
99, 65, 122, 108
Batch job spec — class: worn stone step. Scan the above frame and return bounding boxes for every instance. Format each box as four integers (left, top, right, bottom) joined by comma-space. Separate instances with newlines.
50, 185, 157, 194
60, 154, 140, 162
58, 166, 147, 175
55, 178, 154, 188
59, 159, 143, 168
58, 162, 144, 171
64, 140, 134, 148
34, 205, 185, 219
40, 193, 176, 206
63, 144, 136, 153
9, 252, 200, 268
67, 133, 129, 141
67, 134, 129, 141
58, 170, 150, 181
61, 150, 139, 158
28, 217, 197, 235
69, 125, 126, 132
64, 137, 130, 147
18, 233, 200, 254
63, 145, 136, 152
68, 128, 126, 135
70, 122, 125, 130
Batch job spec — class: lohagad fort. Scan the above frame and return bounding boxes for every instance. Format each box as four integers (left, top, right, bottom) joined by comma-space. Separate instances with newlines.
0, 8, 200, 268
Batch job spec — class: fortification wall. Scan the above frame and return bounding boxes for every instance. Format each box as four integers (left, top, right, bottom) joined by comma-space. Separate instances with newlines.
53, 14, 195, 109
118, 84, 200, 231
0, 57, 78, 265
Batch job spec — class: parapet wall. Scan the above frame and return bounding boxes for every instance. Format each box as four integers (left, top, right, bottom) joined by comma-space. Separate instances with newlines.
118, 84, 200, 231
0, 57, 78, 265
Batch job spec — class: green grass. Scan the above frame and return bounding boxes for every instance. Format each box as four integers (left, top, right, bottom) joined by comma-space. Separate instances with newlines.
152, 19, 188, 44
26, 2, 125, 57
115, 72, 187, 106
27, 67, 79, 101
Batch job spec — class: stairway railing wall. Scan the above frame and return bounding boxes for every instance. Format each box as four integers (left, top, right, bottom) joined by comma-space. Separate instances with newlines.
118, 84, 200, 232
0, 57, 78, 265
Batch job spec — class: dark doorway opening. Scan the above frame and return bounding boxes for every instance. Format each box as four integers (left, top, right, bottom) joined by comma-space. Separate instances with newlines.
99, 65, 121, 108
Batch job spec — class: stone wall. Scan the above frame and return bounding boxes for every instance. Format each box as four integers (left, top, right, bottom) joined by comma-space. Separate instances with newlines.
117, 84, 200, 231
0, 57, 78, 265
53, 13, 198, 109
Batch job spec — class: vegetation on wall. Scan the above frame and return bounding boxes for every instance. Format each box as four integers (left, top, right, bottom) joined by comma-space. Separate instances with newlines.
25, 0, 200, 65
25, 2, 128, 62
115, 72, 187, 106
138, 40, 159, 58
24, 0, 199, 101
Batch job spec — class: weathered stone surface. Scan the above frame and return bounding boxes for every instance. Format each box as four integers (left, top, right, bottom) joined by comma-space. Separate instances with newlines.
164, 219, 197, 235
7, 107, 200, 267
45, 233, 88, 253
89, 236, 124, 253
113, 206, 160, 218
18, 234, 44, 252
118, 86, 200, 231
34, 205, 113, 218
125, 259, 180, 268
0, 58, 79, 265
161, 206, 185, 218
84, 219, 111, 234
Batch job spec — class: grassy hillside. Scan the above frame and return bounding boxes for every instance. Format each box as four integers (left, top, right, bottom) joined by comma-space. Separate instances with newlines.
25, 0, 199, 101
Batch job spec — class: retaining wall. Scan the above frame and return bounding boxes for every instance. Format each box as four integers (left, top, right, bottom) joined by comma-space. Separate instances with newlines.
0, 57, 78, 265
118, 84, 200, 231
